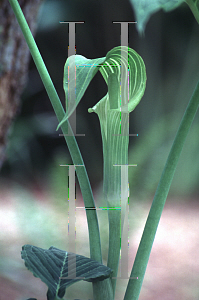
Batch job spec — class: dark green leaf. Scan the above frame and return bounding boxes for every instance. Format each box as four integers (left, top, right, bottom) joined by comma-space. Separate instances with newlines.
21, 245, 113, 300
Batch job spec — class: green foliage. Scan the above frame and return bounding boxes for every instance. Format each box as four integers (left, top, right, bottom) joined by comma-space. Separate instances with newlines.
185, 0, 199, 24
21, 245, 112, 300
130, 0, 184, 34
130, 0, 199, 34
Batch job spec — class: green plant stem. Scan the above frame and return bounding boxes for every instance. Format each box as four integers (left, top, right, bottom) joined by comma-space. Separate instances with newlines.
8, 0, 103, 265
185, 0, 199, 25
124, 79, 199, 300
93, 278, 114, 300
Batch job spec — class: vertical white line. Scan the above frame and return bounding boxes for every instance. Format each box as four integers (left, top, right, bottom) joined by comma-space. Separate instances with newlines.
60, 22, 85, 136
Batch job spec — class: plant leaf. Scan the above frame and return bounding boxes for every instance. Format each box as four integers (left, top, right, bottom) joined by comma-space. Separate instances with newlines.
21, 245, 113, 300
129, 0, 184, 34
185, 0, 199, 24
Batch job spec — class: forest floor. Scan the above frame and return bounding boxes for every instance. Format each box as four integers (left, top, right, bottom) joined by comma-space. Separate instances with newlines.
0, 181, 199, 300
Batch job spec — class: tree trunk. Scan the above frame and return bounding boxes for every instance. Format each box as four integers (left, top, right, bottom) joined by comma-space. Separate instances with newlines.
0, 0, 43, 168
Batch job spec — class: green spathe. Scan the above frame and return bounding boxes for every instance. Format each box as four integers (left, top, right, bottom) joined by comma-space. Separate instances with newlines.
57, 46, 147, 130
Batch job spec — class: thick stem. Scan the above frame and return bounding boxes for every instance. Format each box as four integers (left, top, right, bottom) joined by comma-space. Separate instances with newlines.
107, 209, 121, 295
92, 278, 114, 300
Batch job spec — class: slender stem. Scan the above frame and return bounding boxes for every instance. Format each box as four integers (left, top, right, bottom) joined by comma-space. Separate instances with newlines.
124, 79, 199, 300
8, 0, 102, 264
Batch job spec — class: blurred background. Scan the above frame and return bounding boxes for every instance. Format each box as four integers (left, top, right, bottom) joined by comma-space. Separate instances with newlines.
0, 0, 199, 299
